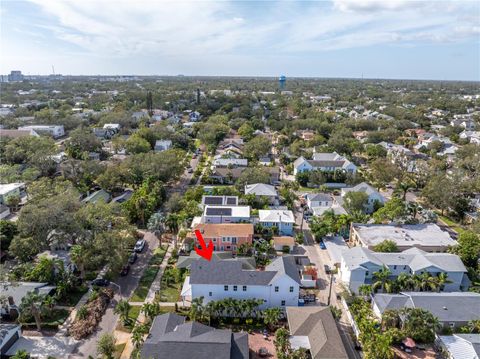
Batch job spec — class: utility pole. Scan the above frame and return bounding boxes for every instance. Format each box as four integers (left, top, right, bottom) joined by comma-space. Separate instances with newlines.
327, 272, 334, 306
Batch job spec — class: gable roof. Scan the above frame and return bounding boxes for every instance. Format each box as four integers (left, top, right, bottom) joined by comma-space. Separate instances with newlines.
141, 313, 248, 359
286, 307, 348, 359
342, 182, 381, 196
244, 183, 277, 197
373, 292, 480, 323
439, 334, 480, 359
177, 253, 256, 270
258, 210, 295, 223
341, 246, 466, 273
190, 256, 300, 285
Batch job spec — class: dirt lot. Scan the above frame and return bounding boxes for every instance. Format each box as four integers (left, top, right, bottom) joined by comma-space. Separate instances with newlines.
249, 331, 277, 359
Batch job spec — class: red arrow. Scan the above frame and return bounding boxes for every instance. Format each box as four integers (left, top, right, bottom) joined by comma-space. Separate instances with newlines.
194, 229, 213, 261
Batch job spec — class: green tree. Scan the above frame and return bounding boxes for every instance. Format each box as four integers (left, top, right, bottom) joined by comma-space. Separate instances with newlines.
421, 175, 454, 215
373, 198, 407, 223
114, 299, 132, 326
244, 136, 271, 160
237, 123, 255, 141
11, 350, 30, 359
450, 231, 480, 268
131, 323, 149, 349
70, 245, 87, 281
368, 158, 400, 190
0, 220, 18, 251
373, 240, 399, 253
189, 296, 204, 322
274, 327, 291, 359
263, 307, 282, 330
65, 127, 102, 159
125, 134, 151, 154
400, 307, 441, 343
141, 302, 161, 323
19, 292, 46, 331
343, 191, 369, 213
97, 333, 116, 359
373, 266, 393, 293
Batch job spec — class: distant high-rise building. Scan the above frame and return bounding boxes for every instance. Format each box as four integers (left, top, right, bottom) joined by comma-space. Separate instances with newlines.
8, 71, 23, 82
279, 75, 286, 89
196, 88, 200, 104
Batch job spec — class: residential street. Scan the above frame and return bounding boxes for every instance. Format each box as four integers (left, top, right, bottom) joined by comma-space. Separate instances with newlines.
68, 232, 159, 358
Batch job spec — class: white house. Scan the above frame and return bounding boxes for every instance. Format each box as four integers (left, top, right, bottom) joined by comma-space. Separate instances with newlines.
202, 205, 251, 224
258, 210, 295, 235
244, 183, 278, 204
437, 334, 480, 359
185, 256, 301, 308
341, 182, 385, 213
18, 125, 64, 138
460, 131, 480, 144
212, 158, 248, 167
306, 193, 332, 209
0, 183, 26, 205
293, 152, 357, 176
349, 223, 456, 252
339, 246, 469, 294
154, 140, 172, 152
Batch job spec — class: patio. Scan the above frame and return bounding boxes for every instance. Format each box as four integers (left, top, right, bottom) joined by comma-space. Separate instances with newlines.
249, 331, 277, 359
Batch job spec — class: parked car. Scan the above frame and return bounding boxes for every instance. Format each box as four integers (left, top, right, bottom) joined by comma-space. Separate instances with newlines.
134, 239, 146, 252
187, 168, 193, 173
91, 278, 110, 287
324, 264, 331, 274
120, 265, 130, 276
319, 241, 326, 250
128, 252, 137, 264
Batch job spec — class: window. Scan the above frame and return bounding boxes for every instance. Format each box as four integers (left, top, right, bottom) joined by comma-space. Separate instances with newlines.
226, 246, 231, 250
224, 285, 228, 291
281, 300, 286, 306
289, 286, 294, 292
366, 271, 369, 276
243, 286, 247, 291
393, 265, 397, 270
233, 285, 237, 291
449, 323, 455, 328
220, 246, 224, 251
212, 238, 217, 242
232, 237, 237, 244
275, 286, 279, 292
209, 292, 212, 297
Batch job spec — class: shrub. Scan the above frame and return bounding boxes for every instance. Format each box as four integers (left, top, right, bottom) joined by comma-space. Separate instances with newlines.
76, 305, 88, 320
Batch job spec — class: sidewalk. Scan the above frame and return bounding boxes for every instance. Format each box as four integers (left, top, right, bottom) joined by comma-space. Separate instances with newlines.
118, 244, 174, 359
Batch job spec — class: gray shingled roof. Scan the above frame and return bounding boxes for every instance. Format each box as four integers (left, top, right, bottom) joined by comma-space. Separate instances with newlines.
286, 307, 348, 359
190, 256, 300, 285
373, 292, 480, 323
141, 313, 248, 359
177, 253, 256, 270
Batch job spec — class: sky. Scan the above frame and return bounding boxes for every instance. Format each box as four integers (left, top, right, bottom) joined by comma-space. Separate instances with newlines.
1, 0, 479, 80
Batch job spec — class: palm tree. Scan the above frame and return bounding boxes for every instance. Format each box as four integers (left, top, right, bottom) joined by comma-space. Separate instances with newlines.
395, 180, 413, 201
395, 272, 414, 292
70, 244, 86, 281
418, 272, 438, 292
43, 295, 56, 317
434, 273, 451, 292
20, 292, 45, 331
11, 350, 30, 359
97, 333, 116, 359
131, 323, 149, 349
141, 302, 161, 323
468, 319, 480, 333
114, 299, 132, 326
189, 296, 204, 321
358, 284, 373, 297
263, 307, 282, 330
373, 266, 392, 293
381, 309, 400, 330
274, 327, 291, 359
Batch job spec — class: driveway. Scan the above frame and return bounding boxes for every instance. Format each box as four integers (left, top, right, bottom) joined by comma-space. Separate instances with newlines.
68, 232, 159, 358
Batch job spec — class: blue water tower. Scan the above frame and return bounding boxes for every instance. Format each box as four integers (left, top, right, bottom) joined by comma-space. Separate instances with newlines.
279, 75, 286, 89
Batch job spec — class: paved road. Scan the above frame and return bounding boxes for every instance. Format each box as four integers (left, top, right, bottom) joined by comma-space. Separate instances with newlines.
69, 232, 159, 358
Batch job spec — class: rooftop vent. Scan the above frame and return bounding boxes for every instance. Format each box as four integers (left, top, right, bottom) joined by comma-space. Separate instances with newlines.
443, 306, 448, 310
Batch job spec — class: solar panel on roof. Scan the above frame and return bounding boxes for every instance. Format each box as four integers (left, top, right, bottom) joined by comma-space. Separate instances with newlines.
204, 196, 224, 205
226, 197, 237, 205
206, 207, 232, 216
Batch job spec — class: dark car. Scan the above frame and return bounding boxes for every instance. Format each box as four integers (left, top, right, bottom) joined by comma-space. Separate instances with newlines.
319, 241, 326, 250
120, 265, 130, 276
128, 252, 137, 264
324, 264, 331, 274
91, 278, 110, 287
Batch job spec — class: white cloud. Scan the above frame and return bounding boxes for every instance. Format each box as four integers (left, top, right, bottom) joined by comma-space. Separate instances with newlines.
7, 0, 480, 62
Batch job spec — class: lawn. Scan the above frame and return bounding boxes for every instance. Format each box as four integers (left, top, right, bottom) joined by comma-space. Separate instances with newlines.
157, 281, 181, 303
114, 343, 126, 359
21, 308, 70, 330
130, 247, 167, 302
437, 214, 466, 235
116, 305, 142, 333
57, 286, 88, 307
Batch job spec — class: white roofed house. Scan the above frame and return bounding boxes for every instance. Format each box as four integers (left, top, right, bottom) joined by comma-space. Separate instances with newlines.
339, 246, 469, 294
202, 205, 251, 224
341, 182, 385, 213
258, 209, 295, 236
349, 223, 456, 252
244, 183, 278, 205
154, 140, 173, 152
305, 192, 347, 216
293, 152, 357, 176
18, 125, 64, 138
184, 256, 301, 308
0, 183, 27, 208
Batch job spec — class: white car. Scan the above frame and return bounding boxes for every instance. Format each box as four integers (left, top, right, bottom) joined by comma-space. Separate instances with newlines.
134, 239, 146, 252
